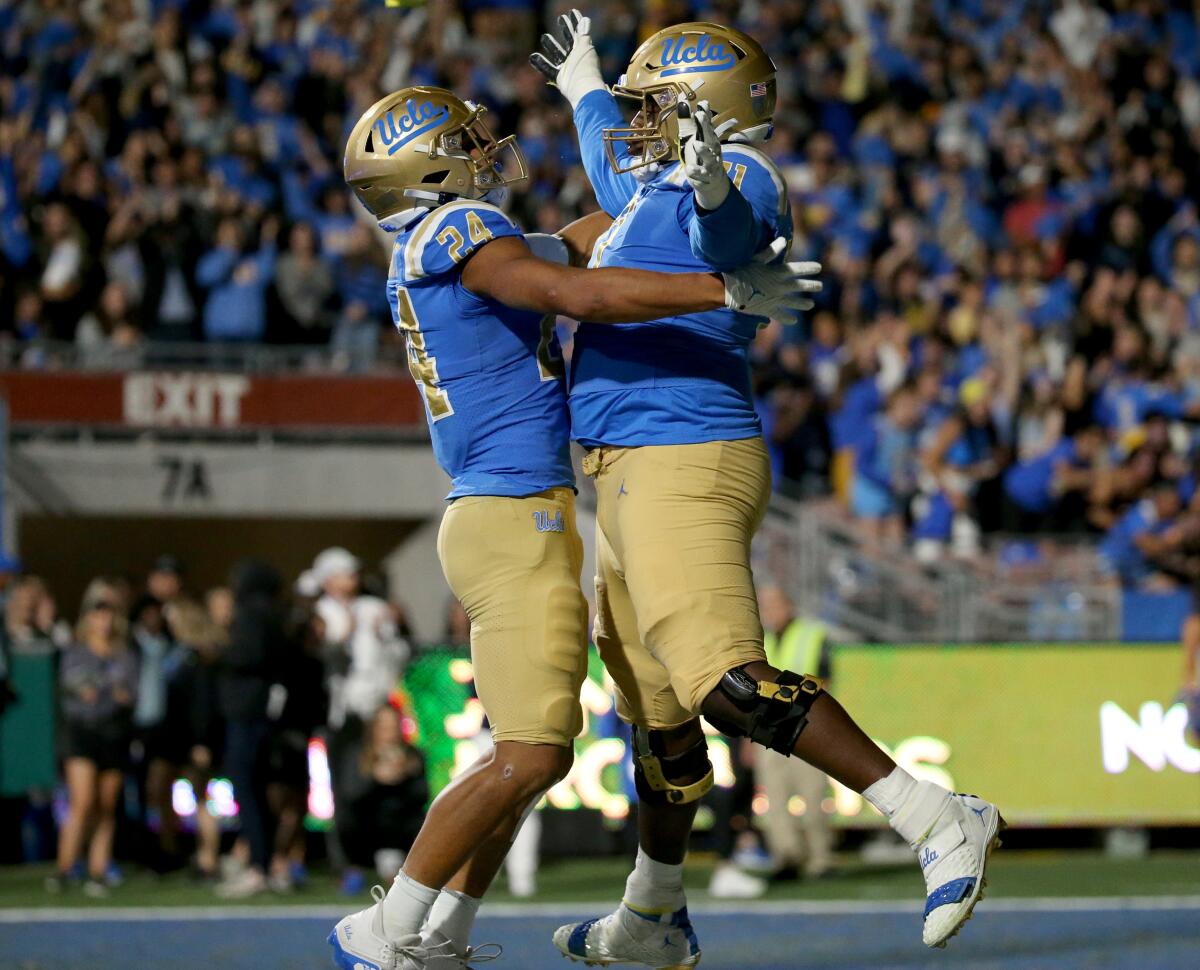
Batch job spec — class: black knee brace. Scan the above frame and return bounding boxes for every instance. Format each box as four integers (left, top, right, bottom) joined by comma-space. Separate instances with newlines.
705, 666, 824, 755
631, 725, 714, 806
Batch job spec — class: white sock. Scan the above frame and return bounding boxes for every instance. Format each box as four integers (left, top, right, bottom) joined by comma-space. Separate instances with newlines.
863, 767, 952, 846
424, 888, 481, 956
623, 847, 685, 914
381, 870, 439, 941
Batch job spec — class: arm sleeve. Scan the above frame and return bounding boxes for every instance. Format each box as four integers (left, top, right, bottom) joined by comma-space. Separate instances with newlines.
195, 248, 237, 288
685, 147, 789, 270
572, 89, 639, 217
404, 202, 524, 282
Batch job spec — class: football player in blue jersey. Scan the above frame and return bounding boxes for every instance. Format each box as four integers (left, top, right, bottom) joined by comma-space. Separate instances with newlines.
533, 14, 1003, 963
327, 86, 822, 970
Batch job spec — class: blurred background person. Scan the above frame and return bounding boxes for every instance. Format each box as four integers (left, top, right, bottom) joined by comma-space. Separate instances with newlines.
206, 585, 234, 632
266, 602, 327, 893
754, 584, 835, 882
1184, 603, 1200, 745
4, 577, 56, 656
0, 575, 60, 864
705, 736, 769, 900
271, 221, 334, 343
196, 216, 279, 343
849, 381, 922, 545
215, 561, 286, 898
164, 597, 227, 881
0, 553, 21, 612
50, 597, 138, 896
335, 703, 428, 887
129, 593, 185, 873
146, 555, 185, 606
312, 547, 408, 893
79, 576, 132, 621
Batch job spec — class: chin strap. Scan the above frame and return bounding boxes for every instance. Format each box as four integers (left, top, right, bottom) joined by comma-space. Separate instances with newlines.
380, 188, 509, 233
378, 208, 428, 233
632, 161, 665, 183
728, 123, 774, 144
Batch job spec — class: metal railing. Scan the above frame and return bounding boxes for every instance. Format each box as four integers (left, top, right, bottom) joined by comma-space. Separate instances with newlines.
756, 497, 1121, 643
0, 339, 409, 375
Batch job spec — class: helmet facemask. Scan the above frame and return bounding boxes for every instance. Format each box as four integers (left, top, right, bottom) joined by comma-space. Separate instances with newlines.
401, 105, 529, 206
602, 81, 696, 176
453, 106, 529, 197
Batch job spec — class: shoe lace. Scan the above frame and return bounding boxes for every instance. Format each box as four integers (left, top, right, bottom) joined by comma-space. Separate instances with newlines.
365, 886, 502, 968
368, 886, 429, 969
464, 942, 503, 964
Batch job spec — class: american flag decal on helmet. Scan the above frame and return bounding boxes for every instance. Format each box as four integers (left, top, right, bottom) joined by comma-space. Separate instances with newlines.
750, 81, 769, 116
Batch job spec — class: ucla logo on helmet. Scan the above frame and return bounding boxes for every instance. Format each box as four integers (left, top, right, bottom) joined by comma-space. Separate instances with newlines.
659, 34, 737, 77
375, 99, 451, 155
532, 510, 565, 533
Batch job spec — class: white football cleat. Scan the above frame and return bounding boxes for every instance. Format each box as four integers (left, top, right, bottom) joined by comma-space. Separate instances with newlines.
914, 793, 1005, 948
553, 902, 701, 968
328, 887, 451, 970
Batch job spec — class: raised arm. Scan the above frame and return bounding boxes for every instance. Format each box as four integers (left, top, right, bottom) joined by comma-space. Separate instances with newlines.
530, 10, 638, 215
572, 91, 640, 215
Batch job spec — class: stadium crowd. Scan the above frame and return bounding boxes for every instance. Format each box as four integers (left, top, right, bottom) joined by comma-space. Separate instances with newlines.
3, 0, 1200, 571
0, 550, 432, 898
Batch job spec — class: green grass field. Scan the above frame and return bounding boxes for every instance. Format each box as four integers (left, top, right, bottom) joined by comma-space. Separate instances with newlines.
2, 850, 1196, 911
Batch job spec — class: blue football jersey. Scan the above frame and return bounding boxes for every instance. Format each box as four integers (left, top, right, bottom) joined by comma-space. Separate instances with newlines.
387, 200, 574, 499
569, 90, 794, 448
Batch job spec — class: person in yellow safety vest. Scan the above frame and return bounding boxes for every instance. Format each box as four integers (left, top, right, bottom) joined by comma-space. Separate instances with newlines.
756, 583, 835, 880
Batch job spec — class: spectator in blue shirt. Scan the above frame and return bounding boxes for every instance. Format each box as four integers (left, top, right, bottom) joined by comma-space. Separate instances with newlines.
1099, 482, 1182, 589
1003, 426, 1105, 533
196, 217, 278, 342
851, 382, 922, 544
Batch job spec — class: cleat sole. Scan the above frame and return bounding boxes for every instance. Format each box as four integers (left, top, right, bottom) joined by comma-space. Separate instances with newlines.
554, 928, 701, 969
926, 812, 1006, 949
556, 946, 700, 969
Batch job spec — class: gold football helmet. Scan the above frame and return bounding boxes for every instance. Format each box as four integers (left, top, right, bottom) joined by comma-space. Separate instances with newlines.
344, 86, 529, 222
604, 23, 776, 175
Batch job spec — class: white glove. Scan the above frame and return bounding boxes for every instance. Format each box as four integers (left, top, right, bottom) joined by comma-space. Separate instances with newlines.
529, 9, 606, 110
722, 237, 822, 325
681, 101, 730, 211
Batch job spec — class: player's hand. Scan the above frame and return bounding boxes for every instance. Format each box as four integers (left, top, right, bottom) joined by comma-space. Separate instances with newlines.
680, 101, 730, 211
529, 9, 605, 109
722, 237, 822, 325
